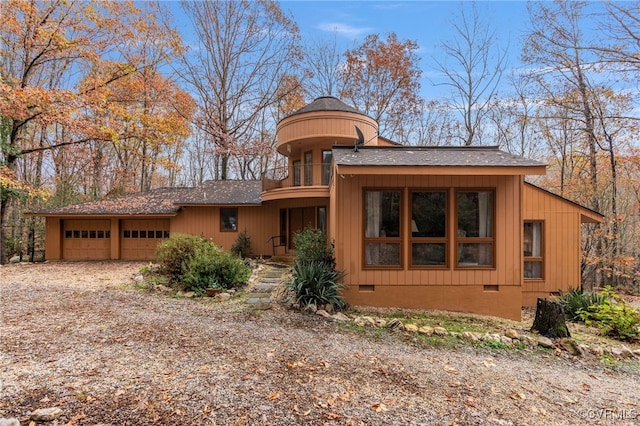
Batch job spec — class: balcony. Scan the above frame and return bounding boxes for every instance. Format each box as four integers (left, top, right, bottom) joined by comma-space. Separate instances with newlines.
262, 163, 333, 200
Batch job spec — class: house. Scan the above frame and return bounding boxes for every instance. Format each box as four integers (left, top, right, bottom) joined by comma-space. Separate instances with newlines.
31, 96, 603, 320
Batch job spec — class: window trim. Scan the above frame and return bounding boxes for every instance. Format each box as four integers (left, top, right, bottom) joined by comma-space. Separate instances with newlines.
220, 207, 238, 232
524, 220, 544, 280
362, 188, 403, 269
409, 188, 449, 269
321, 150, 333, 185
454, 188, 496, 269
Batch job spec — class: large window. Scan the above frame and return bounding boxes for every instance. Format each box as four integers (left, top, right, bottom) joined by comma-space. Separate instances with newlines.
364, 190, 401, 267
456, 191, 494, 267
524, 221, 543, 279
220, 208, 238, 232
411, 191, 447, 267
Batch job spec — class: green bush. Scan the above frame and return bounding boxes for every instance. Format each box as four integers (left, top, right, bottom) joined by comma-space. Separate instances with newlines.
556, 287, 608, 322
155, 233, 251, 295
293, 227, 335, 267
155, 233, 209, 281
231, 230, 252, 258
287, 261, 346, 309
579, 287, 640, 341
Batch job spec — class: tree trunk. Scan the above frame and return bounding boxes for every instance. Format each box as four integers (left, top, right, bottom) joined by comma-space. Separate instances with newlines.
531, 298, 571, 338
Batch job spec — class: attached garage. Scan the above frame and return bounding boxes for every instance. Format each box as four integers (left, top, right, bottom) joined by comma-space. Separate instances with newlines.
120, 219, 170, 259
62, 219, 111, 260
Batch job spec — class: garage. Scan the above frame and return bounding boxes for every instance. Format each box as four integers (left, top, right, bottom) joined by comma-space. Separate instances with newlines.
120, 219, 170, 259
62, 219, 111, 260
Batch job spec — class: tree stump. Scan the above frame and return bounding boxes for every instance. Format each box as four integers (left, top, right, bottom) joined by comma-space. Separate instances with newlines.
531, 298, 571, 338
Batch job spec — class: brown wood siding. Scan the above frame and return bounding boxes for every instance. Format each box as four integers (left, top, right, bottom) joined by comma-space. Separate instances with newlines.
334, 174, 523, 317
171, 198, 329, 257
522, 184, 583, 305
45, 217, 62, 260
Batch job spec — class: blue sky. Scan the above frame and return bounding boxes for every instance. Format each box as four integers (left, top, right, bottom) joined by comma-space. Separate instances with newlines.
277, 0, 531, 99
168, 1, 532, 101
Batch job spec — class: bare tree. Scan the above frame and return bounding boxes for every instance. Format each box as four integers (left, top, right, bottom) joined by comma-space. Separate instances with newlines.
303, 35, 344, 99
176, 0, 302, 180
433, 2, 508, 146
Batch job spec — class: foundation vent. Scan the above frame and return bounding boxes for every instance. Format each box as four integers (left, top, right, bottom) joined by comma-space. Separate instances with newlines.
483, 285, 499, 292
359, 285, 375, 292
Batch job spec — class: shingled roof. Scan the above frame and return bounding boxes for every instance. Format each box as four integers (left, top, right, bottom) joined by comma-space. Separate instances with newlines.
33, 187, 191, 216
285, 96, 363, 117
174, 180, 262, 206
333, 145, 547, 168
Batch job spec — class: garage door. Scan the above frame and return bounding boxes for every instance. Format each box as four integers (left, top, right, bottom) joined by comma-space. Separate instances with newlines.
120, 219, 170, 260
63, 220, 111, 260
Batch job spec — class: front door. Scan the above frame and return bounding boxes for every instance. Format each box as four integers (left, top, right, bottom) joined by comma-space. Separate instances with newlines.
288, 207, 316, 249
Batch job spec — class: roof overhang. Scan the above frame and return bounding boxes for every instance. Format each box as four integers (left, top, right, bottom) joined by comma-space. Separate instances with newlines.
335, 164, 547, 176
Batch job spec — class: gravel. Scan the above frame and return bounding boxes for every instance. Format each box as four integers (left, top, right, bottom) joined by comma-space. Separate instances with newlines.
1, 261, 639, 425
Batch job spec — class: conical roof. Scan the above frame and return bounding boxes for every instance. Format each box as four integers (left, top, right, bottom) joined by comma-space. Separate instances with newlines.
286, 96, 364, 117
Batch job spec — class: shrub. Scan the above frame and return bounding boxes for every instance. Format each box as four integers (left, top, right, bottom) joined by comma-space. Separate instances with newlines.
155, 233, 251, 295
231, 230, 252, 258
579, 287, 640, 341
293, 227, 335, 267
287, 261, 346, 309
155, 233, 209, 281
556, 287, 608, 322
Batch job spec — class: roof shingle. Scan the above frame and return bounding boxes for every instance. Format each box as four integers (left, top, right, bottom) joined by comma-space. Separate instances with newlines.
333, 145, 546, 168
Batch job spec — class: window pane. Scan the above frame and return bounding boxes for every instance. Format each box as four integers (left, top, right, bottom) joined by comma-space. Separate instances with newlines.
73, 230, 80, 238
412, 192, 446, 237
221, 208, 237, 231
524, 222, 542, 257
65, 230, 72, 239
412, 243, 446, 266
97, 230, 104, 238
124, 230, 131, 238
140, 230, 147, 238
365, 243, 400, 266
156, 230, 163, 238
293, 161, 301, 186
457, 191, 493, 237
365, 191, 400, 238
89, 230, 96, 238
525, 261, 543, 278
132, 230, 139, 238
322, 151, 332, 185
304, 151, 313, 185
81, 230, 88, 238
458, 243, 493, 266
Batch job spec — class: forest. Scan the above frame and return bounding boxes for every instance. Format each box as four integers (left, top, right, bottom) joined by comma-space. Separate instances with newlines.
1, 0, 639, 293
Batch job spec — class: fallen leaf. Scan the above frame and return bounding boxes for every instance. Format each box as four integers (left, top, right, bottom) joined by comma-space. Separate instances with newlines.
371, 403, 388, 412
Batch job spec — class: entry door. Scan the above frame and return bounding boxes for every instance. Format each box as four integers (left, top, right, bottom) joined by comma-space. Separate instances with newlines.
288, 207, 316, 249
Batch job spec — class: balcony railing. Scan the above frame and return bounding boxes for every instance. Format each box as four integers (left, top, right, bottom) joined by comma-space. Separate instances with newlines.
262, 163, 333, 191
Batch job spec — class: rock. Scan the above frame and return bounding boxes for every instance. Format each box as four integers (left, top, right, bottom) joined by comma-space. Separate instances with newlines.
215, 292, 231, 302
31, 407, 63, 422
374, 319, 387, 328
462, 331, 482, 342
9, 256, 21, 264
404, 323, 418, 332
483, 333, 501, 342
505, 329, 520, 340
433, 327, 448, 336
609, 347, 623, 358
589, 346, 604, 356
537, 336, 554, 348
183, 291, 195, 298
331, 312, 350, 322
0, 418, 20, 426
500, 336, 513, 346
418, 326, 434, 336
303, 303, 317, 314
316, 309, 332, 319
521, 335, 537, 347
633, 349, 640, 359
619, 345, 635, 359
449, 332, 461, 339
558, 338, 583, 356
353, 316, 376, 327
386, 318, 404, 331
133, 273, 144, 283
324, 304, 333, 314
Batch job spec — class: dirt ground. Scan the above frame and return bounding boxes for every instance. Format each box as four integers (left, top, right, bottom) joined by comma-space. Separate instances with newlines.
1, 261, 639, 425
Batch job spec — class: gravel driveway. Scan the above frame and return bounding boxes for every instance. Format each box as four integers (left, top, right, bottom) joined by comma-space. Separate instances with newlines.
1, 261, 639, 425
